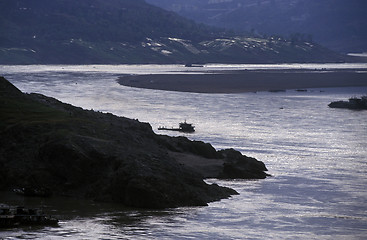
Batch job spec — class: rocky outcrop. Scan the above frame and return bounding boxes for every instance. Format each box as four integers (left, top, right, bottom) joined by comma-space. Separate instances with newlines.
0, 76, 268, 208
158, 136, 269, 179
218, 149, 268, 179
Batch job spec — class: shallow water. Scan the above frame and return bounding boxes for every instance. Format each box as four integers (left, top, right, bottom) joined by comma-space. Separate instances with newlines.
1, 64, 367, 239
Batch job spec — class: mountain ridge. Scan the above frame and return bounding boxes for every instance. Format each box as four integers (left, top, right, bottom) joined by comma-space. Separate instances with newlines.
0, 0, 353, 64
146, 0, 367, 54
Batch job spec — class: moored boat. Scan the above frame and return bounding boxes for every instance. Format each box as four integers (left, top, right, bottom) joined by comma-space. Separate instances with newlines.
158, 120, 195, 133
184, 63, 204, 67
328, 95, 367, 110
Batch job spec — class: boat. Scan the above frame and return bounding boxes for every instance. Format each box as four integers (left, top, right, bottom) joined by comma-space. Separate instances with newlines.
184, 63, 204, 67
0, 206, 58, 228
158, 120, 195, 133
328, 96, 367, 110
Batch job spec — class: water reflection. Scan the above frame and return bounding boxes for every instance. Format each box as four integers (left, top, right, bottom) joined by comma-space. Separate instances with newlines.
1, 65, 367, 239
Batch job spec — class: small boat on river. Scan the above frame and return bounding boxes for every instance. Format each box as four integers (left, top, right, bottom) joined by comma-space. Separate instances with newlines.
184, 63, 204, 67
158, 120, 195, 133
328, 96, 367, 110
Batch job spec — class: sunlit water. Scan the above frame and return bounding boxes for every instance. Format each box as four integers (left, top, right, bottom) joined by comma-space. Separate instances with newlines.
1, 64, 367, 239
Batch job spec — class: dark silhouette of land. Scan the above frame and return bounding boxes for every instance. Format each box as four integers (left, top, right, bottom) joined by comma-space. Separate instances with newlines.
0, 76, 268, 209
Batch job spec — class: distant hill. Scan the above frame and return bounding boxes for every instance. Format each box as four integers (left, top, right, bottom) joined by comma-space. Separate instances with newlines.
146, 0, 367, 54
0, 0, 351, 64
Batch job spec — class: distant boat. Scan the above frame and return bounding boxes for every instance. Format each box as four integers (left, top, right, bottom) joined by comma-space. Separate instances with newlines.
328, 96, 367, 110
158, 120, 195, 133
184, 63, 204, 67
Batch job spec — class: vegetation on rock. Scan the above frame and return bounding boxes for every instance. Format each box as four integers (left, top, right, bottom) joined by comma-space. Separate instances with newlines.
0, 76, 268, 208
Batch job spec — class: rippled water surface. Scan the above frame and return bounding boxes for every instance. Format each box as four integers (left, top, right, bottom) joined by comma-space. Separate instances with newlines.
1, 64, 367, 239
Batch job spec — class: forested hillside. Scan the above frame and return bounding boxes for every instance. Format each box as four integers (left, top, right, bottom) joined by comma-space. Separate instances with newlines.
0, 0, 350, 64
147, 0, 367, 54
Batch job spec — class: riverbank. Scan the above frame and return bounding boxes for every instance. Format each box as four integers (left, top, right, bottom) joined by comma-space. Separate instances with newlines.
118, 69, 367, 93
0, 76, 268, 209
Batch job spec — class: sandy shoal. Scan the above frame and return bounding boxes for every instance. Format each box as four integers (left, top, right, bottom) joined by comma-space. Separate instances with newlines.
118, 70, 367, 93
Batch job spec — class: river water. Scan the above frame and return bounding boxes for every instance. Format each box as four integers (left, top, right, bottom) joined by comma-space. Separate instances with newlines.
1, 64, 367, 239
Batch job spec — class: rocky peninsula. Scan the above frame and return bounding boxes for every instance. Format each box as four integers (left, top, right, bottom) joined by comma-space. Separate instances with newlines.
0, 76, 268, 209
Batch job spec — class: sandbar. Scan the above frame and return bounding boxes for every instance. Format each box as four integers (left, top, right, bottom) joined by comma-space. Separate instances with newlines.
118, 69, 367, 93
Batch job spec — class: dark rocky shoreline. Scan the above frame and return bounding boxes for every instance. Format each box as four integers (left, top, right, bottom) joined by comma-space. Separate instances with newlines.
0, 76, 268, 208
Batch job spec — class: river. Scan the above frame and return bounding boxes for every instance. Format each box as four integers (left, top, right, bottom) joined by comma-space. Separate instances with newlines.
1, 64, 366, 239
